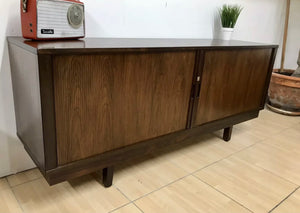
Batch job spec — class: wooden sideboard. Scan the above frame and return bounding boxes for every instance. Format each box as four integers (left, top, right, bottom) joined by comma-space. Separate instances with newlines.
8, 37, 277, 187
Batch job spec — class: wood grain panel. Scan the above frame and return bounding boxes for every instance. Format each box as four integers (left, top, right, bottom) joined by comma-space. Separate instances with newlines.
194, 49, 272, 126
46, 110, 258, 185
38, 54, 57, 170
53, 51, 195, 165
8, 44, 45, 170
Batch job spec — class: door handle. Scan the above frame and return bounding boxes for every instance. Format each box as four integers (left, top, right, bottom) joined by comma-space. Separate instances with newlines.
196, 84, 201, 98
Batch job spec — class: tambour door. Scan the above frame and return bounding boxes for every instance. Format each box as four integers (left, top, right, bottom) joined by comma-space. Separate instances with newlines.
53, 51, 195, 165
193, 49, 273, 126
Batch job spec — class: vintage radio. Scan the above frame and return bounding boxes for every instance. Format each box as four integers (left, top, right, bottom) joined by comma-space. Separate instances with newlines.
21, 0, 85, 40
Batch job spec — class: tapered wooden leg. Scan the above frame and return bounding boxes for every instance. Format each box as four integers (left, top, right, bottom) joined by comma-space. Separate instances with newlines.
223, 126, 233, 142
102, 166, 114, 187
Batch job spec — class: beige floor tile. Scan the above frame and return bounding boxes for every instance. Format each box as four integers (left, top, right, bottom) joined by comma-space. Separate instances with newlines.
135, 176, 251, 213
7, 168, 42, 187
114, 155, 188, 201
0, 178, 10, 191
0, 109, 297, 213
259, 110, 300, 128
155, 132, 258, 173
0, 188, 23, 213
272, 188, 300, 213
213, 127, 262, 146
261, 128, 300, 154
293, 123, 300, 131
235, 119, 287, 140
234, 110, 298, 139
195, 156, 297, 213
69, 175, 129, 212
111, 203, 142, 213
232, 143, 300, 185
13, 176, 129, 213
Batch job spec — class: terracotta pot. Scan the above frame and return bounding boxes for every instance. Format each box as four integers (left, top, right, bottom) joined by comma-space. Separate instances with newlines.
267, 69, 300, 115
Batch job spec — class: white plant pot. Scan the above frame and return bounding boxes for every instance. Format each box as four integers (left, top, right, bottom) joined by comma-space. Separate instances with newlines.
221, 28, 234, 40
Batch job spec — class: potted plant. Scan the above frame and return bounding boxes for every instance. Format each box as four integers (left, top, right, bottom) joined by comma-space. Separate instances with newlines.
219, 4, 243, 40
267, 0, 300, 116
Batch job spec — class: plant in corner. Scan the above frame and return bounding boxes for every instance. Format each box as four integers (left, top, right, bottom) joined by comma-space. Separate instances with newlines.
219, 4, 243, 40
267, 0, 300, 116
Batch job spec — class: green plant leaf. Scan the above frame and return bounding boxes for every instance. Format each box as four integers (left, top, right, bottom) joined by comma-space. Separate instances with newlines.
219, 4, 243, 28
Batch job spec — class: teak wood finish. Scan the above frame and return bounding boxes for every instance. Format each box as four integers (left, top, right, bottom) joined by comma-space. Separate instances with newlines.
7, 37, 278, 186
194, 49, 273, 126
53, 52, 195, 165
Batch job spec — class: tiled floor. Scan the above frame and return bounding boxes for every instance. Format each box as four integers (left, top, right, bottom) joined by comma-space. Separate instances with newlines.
0, 109, 299, 213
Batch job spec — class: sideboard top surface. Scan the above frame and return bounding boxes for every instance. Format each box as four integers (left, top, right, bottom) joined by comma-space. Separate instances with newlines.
7, 37, 277, 55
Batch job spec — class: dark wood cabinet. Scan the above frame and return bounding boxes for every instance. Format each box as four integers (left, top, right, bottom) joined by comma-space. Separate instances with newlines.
194, 49, 273, 126
53, 52, 195, 165
8, 37, 277, 186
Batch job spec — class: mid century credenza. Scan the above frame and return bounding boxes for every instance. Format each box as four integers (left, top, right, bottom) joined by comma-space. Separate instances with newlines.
8, 37, 277, 187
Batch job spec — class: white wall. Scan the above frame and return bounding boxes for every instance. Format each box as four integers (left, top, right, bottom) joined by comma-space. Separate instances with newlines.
0, 0, 298, 177
0, 1, 36, 177
285, 0, 300, 70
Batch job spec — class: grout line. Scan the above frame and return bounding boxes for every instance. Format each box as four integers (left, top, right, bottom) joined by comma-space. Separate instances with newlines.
189, 139, 300, 212
106, 185, 132, 213
259, 136, 299, 152
242, 154, 300, 186
113, 185, 132, 203
163, 132, 265, 175
111, 184, 146, 213
235, 119, 292, 135
234, 133, 300, 186
268, 186, 300, 213
264, 126, 294, 137
131, 173, 193, 203
191, 142, 259, 175
5, 168, 43, 188
10, 186, 25, 213
110, 135, 263, 210
192, 174, 254, 213
189, 122, 300, 176
4, 167, 38, 179
10, 177, 43, 189
108, 201, 133, 213
1, 178, 10, 190
132, 202, 145, 213
113, 184, 132, 202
